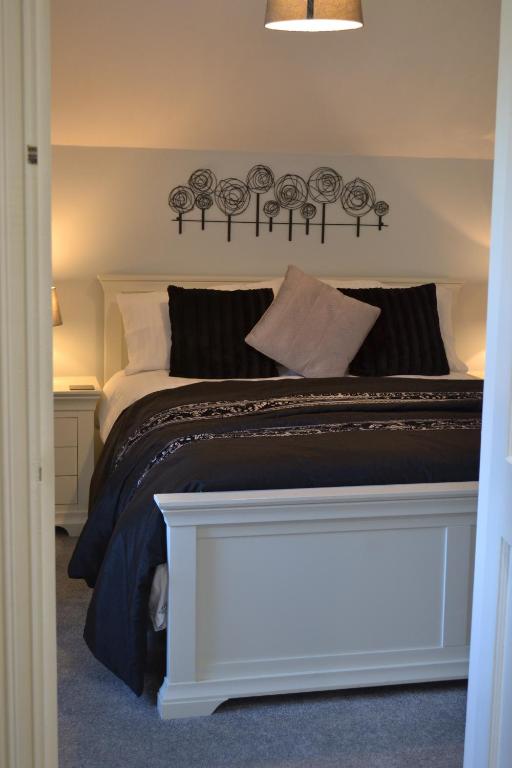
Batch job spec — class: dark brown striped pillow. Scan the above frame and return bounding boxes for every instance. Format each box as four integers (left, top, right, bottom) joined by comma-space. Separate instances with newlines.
168, 285, 278, 379
339, 283, 449, 376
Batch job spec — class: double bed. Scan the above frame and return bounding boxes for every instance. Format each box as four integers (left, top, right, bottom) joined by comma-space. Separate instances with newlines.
69, 274, 481, 719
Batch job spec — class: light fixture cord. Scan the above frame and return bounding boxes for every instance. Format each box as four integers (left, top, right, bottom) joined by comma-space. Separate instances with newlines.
307, 0, 315, 19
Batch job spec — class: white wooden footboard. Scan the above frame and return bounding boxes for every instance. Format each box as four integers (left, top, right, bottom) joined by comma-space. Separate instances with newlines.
154, 482, 477, 719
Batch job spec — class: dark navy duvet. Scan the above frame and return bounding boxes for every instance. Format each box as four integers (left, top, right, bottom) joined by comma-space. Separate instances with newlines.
68, 376, 483, 695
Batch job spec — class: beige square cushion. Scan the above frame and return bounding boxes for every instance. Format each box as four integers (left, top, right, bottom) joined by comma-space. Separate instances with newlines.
245, 265, 381, 378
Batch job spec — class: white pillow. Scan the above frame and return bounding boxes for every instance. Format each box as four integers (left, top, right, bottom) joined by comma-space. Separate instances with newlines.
211, 278, 284, 292
435, 284, 468, 373
321, 279, 384, 289
117, 292, 170, 375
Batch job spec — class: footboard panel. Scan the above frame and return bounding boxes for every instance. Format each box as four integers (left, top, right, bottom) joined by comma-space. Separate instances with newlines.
155, 483, 477, 719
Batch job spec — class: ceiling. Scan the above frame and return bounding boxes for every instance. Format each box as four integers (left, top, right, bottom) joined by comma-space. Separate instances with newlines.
51, 0, 500, 159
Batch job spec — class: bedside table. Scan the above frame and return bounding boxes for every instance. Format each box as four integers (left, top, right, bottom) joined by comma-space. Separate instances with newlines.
53, 376, 101, 536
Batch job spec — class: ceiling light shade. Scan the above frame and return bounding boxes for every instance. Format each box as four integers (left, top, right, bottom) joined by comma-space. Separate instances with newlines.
265, 0, 363, 31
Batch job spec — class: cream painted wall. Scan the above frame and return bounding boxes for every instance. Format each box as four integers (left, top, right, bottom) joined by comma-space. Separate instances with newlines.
52, 146, 491, 382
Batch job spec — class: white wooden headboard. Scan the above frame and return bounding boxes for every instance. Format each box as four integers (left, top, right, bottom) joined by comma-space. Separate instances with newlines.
98, 273, 463, 383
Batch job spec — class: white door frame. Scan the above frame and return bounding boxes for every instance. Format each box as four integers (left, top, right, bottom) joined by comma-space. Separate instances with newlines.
464, 0, 512, 765
0, 0, 57, 767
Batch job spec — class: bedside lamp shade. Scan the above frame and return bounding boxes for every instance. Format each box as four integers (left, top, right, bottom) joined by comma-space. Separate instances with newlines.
265, 0, 363, 31
52, 286, 63, 327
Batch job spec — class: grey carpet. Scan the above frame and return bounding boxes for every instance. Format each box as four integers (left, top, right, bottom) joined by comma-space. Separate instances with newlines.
57, 531, 467, 768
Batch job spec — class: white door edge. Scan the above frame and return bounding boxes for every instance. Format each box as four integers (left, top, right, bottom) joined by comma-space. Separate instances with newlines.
464, 0, 512, 765
0, 0, 57, 766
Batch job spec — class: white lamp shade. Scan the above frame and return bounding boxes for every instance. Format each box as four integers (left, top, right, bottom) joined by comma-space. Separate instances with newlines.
265, 0, 363, 31
51, 286, 63, 327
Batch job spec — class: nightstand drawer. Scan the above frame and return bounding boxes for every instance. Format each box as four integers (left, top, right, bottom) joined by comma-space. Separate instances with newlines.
55, 476, 78, 505
55, 446, 78, 476
54, 417, 78, 447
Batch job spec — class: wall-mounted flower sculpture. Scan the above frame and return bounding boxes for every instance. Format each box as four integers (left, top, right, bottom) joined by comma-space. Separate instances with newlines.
168, 166, 389, 242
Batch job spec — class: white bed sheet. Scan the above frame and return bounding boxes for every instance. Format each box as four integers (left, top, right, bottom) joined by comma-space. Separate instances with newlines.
99, 368, 478, 632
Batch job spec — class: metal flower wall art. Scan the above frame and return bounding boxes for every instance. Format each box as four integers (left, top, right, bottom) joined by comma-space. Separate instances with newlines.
168, 165, 389, 243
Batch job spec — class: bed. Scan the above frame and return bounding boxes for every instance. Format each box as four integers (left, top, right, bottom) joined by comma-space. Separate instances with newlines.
70, 273, 481, 719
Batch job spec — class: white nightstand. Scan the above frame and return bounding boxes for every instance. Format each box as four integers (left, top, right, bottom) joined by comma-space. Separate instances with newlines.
53, 376, 101, 536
